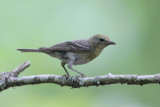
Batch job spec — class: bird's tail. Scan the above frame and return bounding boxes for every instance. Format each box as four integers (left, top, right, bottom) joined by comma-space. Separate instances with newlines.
17, 49, 42, 52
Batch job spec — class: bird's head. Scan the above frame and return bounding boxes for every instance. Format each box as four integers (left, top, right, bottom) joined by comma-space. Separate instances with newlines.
89, 34, 116, 49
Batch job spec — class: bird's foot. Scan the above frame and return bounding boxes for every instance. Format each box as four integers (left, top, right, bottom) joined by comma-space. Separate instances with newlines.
63, 74, 70, 78
80, 74, 86, 78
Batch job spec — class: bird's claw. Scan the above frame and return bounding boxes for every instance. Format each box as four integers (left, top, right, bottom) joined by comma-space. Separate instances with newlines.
63, 74, 70, 78
81, 74, 86, 78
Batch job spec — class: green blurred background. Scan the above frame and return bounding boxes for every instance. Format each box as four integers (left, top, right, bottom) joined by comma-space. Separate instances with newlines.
0, 0, 160, 107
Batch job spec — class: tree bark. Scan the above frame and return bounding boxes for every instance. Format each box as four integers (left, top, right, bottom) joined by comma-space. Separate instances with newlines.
0, 61, 160, 92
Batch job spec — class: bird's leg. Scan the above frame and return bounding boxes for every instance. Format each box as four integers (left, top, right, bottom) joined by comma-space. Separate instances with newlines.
61, 62, 70, 76
68, 58, 86, 77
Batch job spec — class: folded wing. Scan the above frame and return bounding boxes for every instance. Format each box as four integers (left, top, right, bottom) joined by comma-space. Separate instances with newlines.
41, 39, 92, 52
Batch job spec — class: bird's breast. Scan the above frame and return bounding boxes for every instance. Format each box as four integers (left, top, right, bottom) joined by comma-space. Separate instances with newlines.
71, 49, 103, 65
73, 52, 91, 65
88, 47, 103, 61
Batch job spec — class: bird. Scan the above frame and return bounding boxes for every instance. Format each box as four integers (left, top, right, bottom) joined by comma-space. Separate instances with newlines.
17, 34, 116, 77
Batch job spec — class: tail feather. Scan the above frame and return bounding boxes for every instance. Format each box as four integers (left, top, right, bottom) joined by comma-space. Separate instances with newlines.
17, 49, 41, 52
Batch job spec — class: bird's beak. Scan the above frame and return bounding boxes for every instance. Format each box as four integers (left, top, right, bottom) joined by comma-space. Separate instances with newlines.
107, 41, 116, 45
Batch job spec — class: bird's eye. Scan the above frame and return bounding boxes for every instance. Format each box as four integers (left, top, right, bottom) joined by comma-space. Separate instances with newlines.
100, 38, 104, 42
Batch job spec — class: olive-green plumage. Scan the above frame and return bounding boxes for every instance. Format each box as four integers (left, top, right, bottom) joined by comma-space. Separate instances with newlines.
17, 34, 116, 77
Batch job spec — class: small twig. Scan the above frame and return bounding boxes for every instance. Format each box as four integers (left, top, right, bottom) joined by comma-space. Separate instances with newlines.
12, 61, 30, 77
0, 61, 160, 92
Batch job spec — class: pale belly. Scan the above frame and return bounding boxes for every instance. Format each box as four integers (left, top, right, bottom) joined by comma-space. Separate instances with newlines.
65, 52, 92, 65
47, 51, 99, 65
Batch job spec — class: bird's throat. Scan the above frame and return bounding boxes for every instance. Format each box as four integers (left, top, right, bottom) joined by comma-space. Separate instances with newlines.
88, 47, 104, 61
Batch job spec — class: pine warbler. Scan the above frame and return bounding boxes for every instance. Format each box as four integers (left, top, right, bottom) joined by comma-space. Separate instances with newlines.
17, 34, 116, 77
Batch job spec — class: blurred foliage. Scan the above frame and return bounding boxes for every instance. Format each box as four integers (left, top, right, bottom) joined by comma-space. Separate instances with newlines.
0, 0, 160, 107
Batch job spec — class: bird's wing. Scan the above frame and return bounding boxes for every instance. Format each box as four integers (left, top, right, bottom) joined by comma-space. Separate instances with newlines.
41, 39, 92, 52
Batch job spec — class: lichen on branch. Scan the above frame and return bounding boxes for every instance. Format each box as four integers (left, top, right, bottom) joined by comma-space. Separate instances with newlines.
0, 61, 160, 92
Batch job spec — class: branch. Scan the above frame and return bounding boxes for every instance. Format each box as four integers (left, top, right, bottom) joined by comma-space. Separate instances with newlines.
0, 61, 160, 92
